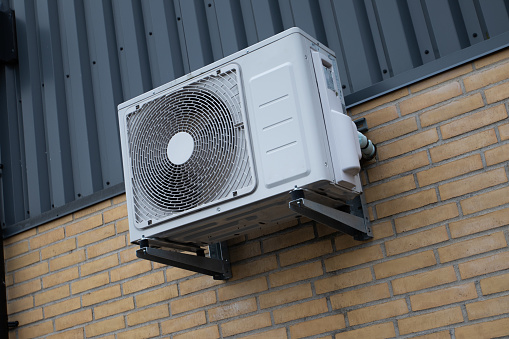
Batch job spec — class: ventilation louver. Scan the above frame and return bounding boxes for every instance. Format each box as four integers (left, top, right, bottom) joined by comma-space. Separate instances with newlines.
125, 66, 255, 226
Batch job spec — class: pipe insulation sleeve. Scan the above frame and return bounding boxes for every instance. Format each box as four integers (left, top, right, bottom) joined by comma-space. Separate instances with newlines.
357, 132, 376, 161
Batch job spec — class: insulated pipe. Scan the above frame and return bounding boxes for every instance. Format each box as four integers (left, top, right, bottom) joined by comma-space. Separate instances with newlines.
357, 132, 376, 161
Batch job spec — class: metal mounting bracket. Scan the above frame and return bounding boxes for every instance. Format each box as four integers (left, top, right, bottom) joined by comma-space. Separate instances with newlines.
289, 189, 372, 240
136, 238, 232, 280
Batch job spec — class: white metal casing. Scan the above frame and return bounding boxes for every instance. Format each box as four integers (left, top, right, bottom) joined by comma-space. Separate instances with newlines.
118, 28, 362, 246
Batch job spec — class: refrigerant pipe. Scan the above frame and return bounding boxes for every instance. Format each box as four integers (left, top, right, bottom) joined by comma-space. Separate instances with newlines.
357, 132, 376, 161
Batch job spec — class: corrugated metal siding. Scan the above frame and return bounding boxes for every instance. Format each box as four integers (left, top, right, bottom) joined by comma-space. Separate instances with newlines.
1, 0, 509, 237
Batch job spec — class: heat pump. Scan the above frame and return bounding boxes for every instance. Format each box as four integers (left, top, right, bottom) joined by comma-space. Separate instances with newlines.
118, 28, 370, 254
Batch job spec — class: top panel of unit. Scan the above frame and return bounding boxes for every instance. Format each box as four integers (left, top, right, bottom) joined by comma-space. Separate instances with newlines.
118, 27, 334, 111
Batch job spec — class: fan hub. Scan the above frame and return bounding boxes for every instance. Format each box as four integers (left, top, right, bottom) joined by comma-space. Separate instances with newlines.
167, 131, 194, 165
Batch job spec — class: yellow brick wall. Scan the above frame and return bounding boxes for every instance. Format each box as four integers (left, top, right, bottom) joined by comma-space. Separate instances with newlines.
3, 48, 509, 339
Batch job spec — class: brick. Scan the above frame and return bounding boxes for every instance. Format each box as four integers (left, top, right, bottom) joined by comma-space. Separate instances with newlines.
30, 228, 65, 249
13, 308, 43, 326
241, 328, 287, 339
87, 235, 126, 258
348, 299, 408, 326
4, 228, 36, 246
374, 250, 436, 279
221, 313, 272, 337
400, 82, 462, 115
126, 303, 167, 326
173, 326, 219, 339
440, 167, 507, 201
218, 276, 267, 301
17, 321, 53, 339
166, 266, 197, 281
364, 175, 416, 203
66, 214, 103, 236
325, 245, 383, 271
417, 154, 483, 187
117, 324, 160, 339
269, 261, 323, 287
480, 272, 509, 295
411, 283, 477, 311
171, 290, 216, 314
35, 285, 69, 306
259, 283, 312, 309
412, 331, 451, 339
474, 48, 509, 68
377, 129, 439, 161
161, 311, 206, 334
376, 189, 437, 219
49, 249, 85, 271
485, 143, 509, 166
485, 81, 509, 103
41, 238, 77, 260
116, 218, 129, 233
4, 241, 29, 259
420, 93, 484, 127
110, 260, 151, 282
209, 298, 257, 322
94, 297, 134, 319
455, 317, 509, 339
119, 247, 137, 263
367, 151, 429, 182
289, 314, 345, 339
72, 272, 109, 294
464, 60, 509, 91
466, 294, 509, 320
500, 123, 509, 140
6, 251, 39, 272
113, 194, 127, 204
135, 284, 178, 307
399, 307, 463, 335
279, 239, 332, 266
461, 186, 509, 215
123, 271, 165, 294
44, 297, 81, 318
38, 215, 73, 234
7, 279, 41, 300
315, 268, 372, 294
81, 253, 118, 276
366, 117, 418, 144
412, 64, 473, 93
85, 316, 125, 337
74, 200, 111, 219
441, 104, 508, 139
179, 275, 224, 295
459, 251, 509, 279
262, 226, 315, 252
335, 221, 393, 250
43, 267, 79, 288
441, 231, 507, 263
7, 296, 33, 314
330, 283, 390, 309
230, 241, 261, 262
82, 285, 121, 306
46, 328, 84, 339
392, 266, 457, 295
335, 322, 396, 339
231, 255, 277, 280
15, 262, 49, 282
385, 226, 449, 256
77, 224, 115, 247
395, 203, 458, 233
274, 298, 328, 324
362, 105, 399, 128
431, 129, 498, 163
349, 88, 408, 115
55, 309, 92, 331
103, 204, 128, 224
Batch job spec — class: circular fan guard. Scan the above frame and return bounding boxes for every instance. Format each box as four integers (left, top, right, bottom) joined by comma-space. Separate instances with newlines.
127, 69, 254, 224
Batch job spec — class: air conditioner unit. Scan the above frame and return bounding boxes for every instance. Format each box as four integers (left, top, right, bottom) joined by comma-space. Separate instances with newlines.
118, 28, 371, 276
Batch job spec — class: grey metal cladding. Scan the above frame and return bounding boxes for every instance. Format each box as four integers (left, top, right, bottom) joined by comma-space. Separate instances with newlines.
1, 0, 509, 237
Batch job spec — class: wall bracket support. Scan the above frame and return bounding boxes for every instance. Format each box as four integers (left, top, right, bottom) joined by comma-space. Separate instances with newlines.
136, 239, 232, 280
289, 188, 372, 241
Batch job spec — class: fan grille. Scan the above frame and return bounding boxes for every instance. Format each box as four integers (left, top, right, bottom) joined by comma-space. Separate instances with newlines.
126, 67, 254, 224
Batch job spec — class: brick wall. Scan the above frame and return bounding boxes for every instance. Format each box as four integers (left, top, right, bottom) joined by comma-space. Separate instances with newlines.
4, 48, 509, 339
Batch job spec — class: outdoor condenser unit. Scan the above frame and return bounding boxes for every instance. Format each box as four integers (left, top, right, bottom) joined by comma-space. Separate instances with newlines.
118, 28, 372, 279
